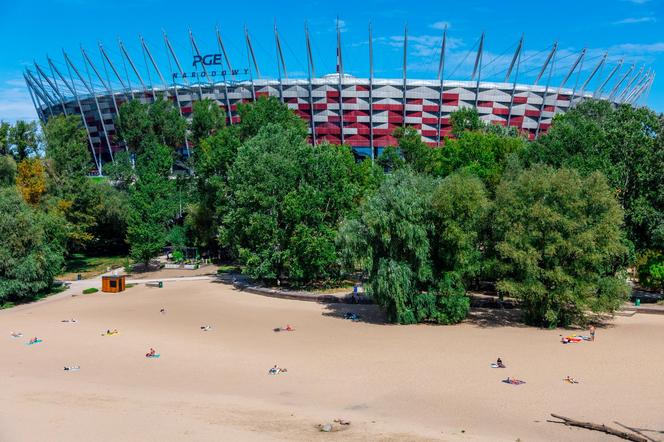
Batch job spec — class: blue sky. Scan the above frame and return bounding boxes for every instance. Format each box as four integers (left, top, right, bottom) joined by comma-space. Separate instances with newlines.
0, 0, 662, 122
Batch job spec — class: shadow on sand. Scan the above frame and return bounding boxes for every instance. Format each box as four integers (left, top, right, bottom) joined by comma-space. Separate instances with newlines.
321, 303, 388, 325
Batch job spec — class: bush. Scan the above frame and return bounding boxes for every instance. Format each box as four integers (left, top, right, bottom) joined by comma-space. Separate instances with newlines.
82, 287, 98, 294
638, 252, 664, 291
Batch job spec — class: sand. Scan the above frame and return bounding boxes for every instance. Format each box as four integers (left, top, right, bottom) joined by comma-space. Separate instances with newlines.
1, 279, 663, 441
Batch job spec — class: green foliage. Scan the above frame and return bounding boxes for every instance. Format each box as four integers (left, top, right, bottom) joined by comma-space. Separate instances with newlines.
492, 166, 630, 327
103, 151, 133, 190
0, 187, 66, 304
8, 120, 39, 160
450, 107, 482, 137
167, 225, 188, 252
116, 98, 186, 153
0, 121, 10, 156
237, 96, 307, 141
224, 124, 359, 284
527, 100, 664, 253
82, 287, 98, 294
637, 251, 664, 291
126, 142, 175, 265
376, 146, 404, 171
394, 126, 432, 173
191, 99, 226, 144
43, 115, 91, 179
338, 169, 480, 324
432, 130, 526, 192
16, 157, 46, 205
0, 154, 17, 186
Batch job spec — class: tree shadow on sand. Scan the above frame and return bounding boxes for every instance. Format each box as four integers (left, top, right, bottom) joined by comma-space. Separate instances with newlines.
320, 303, 388, 325
465, 307, 529, 329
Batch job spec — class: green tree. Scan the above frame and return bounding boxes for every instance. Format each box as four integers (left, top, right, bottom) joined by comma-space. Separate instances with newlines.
0, 187, 65, 304
43, 115, 91, 180
126, 141, 175, 265
394, 126, 432, 173
450, 107, 482, 137
191, 99, 226, 144
237, 96, 307, 140
0, 155, 17, 186
338, 169, 483, 324
223, 123, 358, 284
431, 130, 526, 192
189, 126, 241, 253
116, 100, 153, 153
0, 121, 10, 156
148, 98, 187, 149
492, 166, 630, 327
8, 120, 39, 160
527, 100, 664, 253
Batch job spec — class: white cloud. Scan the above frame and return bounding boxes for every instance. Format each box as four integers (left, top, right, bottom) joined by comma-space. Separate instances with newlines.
613, 16, 657, 24
429, 21, 451, 31
0, 79, 39, 123
609, 42, 664, 53
623, 0, 651, 4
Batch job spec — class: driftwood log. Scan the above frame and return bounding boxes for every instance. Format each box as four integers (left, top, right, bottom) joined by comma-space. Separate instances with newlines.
548, 414, 648, 442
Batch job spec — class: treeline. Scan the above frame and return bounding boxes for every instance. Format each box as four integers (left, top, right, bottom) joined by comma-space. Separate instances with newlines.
1, 98, 662, 327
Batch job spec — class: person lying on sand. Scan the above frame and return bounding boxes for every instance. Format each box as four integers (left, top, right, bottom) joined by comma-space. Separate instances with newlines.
146, 348, 157, 357
64, 366, 80, 371
160, 308, 166, 314
268, 365, 288, 375
200, 325, 212, 331
101, 329, 119, 336
561, 335, 583, 344
61, 319, 77, 323
502, 377, 526, 385
563, 376, 579, 384
29, 337, 39, 344
10, 332, 23, 338
274, 324, 295, 332
343, 312, 360, 321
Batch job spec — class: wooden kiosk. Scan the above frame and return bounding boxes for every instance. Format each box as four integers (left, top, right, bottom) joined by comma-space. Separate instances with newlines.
102, 275, 126, 293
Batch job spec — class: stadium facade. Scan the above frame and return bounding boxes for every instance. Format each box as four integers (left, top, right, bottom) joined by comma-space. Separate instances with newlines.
24, 25, 655, 174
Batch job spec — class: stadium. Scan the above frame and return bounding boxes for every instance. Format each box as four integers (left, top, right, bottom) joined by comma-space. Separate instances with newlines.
24, 25, 655, 174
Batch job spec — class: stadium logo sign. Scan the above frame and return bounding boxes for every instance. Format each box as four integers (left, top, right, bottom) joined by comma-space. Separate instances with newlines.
193, 54, 224, 67
173, 68, 249, 80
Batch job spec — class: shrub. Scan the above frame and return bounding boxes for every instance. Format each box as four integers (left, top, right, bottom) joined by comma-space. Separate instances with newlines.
82, 287, 98, 294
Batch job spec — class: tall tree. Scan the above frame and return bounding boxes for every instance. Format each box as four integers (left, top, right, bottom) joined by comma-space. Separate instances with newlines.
0, 121, 10, 156
190, 99, 226, 144
223, 123, 358, 284
126, 141, 175, 265
237, 96, 307, 140
9, 120, 39, 160
527, 100, 664, 253
0, 155, 17, 186
0, 187, 65, 304
492, 166, 630, 327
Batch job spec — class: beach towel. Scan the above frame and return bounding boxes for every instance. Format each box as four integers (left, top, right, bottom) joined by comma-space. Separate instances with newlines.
10, 332, 23, 338
268, 367, 287, 375
491, 363, 506, 368
64, 366, 80, 371
563, 377, 579, 384
101, 331, 119, 336
145, 354, 160, 358
502, 378, 525, 385
26, 339, 42, 346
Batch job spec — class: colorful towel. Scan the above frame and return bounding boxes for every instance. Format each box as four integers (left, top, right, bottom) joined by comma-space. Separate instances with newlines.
26, 339, 42, 345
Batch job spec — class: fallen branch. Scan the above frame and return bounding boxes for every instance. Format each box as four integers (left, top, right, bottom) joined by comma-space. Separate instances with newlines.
549, 414, 648, 442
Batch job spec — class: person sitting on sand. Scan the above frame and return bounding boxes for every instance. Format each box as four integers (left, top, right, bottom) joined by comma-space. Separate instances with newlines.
269, 365, 287, 375
146, 348, 156, 357
496, 358, 505, 368
29, 337, 39, 344
285, 324, 294, 331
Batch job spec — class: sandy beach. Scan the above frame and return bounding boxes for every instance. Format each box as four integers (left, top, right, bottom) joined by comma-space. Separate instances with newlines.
1, 277, 663, 441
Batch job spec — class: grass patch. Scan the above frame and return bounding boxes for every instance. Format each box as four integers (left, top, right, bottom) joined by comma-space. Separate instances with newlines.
82, 287, 99, 294
217, 264, 242, 274
125, 283, 135, 289
60, 254, 128, 280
